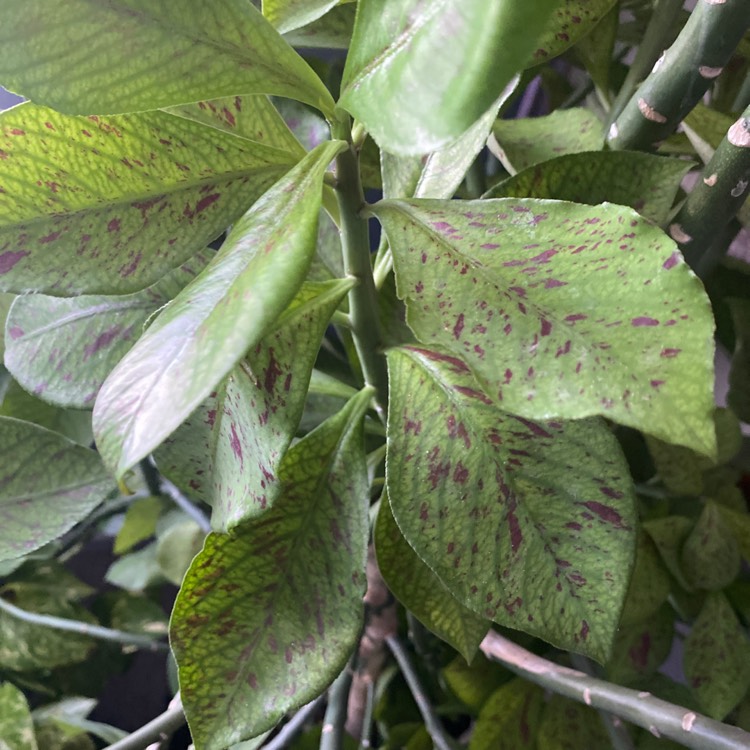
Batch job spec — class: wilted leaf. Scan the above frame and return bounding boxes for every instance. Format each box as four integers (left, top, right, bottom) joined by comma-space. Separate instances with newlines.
386, 346, 636, 662
0, 418, 113, 562
375, 198, 716, 456
339, 0, 558, 154
375, 492, 489, 662
94, 141, 345, 478
0, 682, 38, 750
171, 389, 371, 748
0, 103, 298, 294
0, 0, 334, 116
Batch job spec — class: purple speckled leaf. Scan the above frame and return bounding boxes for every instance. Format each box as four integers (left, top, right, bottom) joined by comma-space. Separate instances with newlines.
374, 198, 716, 456
154, 279, 354, 530
0, 417, 114, 562
171, 389, 371, 749
386, 346, 636, 662
0, 103, 298, 294
5, 251, 211, 409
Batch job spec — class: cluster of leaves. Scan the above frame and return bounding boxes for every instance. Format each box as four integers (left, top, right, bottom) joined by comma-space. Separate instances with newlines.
0, 1, 749, 749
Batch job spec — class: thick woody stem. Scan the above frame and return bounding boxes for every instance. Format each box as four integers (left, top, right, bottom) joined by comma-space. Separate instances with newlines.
608, 0, 750, 151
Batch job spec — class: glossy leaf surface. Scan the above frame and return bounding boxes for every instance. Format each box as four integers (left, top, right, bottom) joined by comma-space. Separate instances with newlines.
386, 346, 636, 661
93, 141, 345, 478
375, 492, 489, 662
0, 103, 297, 294
375, 198, 715, 455
0, 418, 113, 561
339, 0, 557, 154
0, 0, 335, 116
171, 390, 370, 749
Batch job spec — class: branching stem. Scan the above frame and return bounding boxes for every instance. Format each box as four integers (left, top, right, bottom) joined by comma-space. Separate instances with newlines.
103, 696, 184, 750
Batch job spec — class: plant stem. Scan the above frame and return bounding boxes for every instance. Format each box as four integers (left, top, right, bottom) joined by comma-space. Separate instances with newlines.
0, 595, 169, 652
263, 696, 325, 750
386, 635, 455, 750
320, 666, 353, 750
669, 108, 750, 276
357, 681, 375, 750
608, 0, 750, 151
332, 118, 388, 419
480, 630, 750, 750
104, 696, 185, 750
139, 458, 162, 496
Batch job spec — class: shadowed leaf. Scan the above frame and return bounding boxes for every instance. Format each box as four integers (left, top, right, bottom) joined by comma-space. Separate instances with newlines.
536, 695, 610, 749
0, 682, 37, 750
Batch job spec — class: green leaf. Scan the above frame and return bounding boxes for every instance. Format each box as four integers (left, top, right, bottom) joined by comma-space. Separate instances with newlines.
681, 501, 741, 590
283, 4, 356, 49
619, 533, 670, 629
375, 491, 489, 662
106, 593, 168, 638
0, 683, 38, 750
263, 0, 341, 34
536, 695, 610, 750
489, 109, 603, 173
156, 520, 205, 586
0, 103, 298, 295
728, 298, 750, 423
0, 418, 113, 562
3, 560, 94, 604
386, 346, 636, 662
171, 389, 371, 749
113, 496, 166, 555
469, 679, 543, 750
716, 505, 750, 562
5, 251, 211, 409
374, 198, 716, 456
155, 279, 352, 529
105, 544, 164, 592
32, 698, 127, 745
683, 592, 750, 719
642, 516, 695, 592
442, 653, 510, 713
339, 0, 558, 154
93, 141, 345, 479
573, 4, 618, 95
0, 0, 335, 117
485, 152, 692, 225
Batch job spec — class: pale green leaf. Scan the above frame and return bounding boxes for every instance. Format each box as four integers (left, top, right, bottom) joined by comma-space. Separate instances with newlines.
5, 251, 211, 409
155, 280, 353, 529
113, 497, 166, 555
93, 141, 345, 478
374, 198, 716, 456
386, 346, 636, 662
171, 389, 371, 749
0, 683, 38, 750
339, 0, 558, 154
0, 418, 113, 562
263, 0, 341, 34
375, 492, 489, 662
105, 544, 164, 592
0, 103, 298, 294
156, 520, 204, 586
0, 0, 335, 117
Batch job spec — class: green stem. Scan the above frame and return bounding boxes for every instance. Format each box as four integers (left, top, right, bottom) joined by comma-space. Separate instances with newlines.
608, 0, 750, 151
480, 630, 750, 750
332, 118, 389, 418
0, 595, 168, 652
669, 108, 750, 276
357, 681, 375, 750
606, 0, 684, 127
320, 667, 353, 750
386, 635, 456, 750
103, 697, 184, 750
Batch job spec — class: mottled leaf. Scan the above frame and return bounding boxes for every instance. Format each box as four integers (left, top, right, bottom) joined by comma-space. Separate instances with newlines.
489, 109, 603, 173
536, 695, 610, 750
469, 679, 543, 750
0, 683, 37, 750
155, 279, 352, 529
619, 533, 670, 629
485, 151, 691, 224
728, 298, 750, 423
374, 198, 716, 456
375, 491, 489, 662
0, 0, 335, 116
0, 418, 113, 562
5, 251, 211, 409
339, 0, 557, 154
94, 141, 345, 478
171, 389, 371, 749
0, 103, 298, 294
683, 592, 750, 719
386, 346, 636, 662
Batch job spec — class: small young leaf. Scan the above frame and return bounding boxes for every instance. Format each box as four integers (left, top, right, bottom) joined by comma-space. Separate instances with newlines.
94, 141, 345, 478
683, 592, 750, 719
171, 389, 371, 748
0, 0, 335, 117
375, 492, 489, 663
0, 682, 38, 750
0, 418, 113, 562
339, 0, 558, 154
386, 346, 636, 662
374, 198, 716, 456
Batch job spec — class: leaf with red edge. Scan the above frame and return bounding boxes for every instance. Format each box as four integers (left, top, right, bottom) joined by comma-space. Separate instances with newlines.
374, 198, 716, 456
170, 389, 371, 749
386, 346, 637, 662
